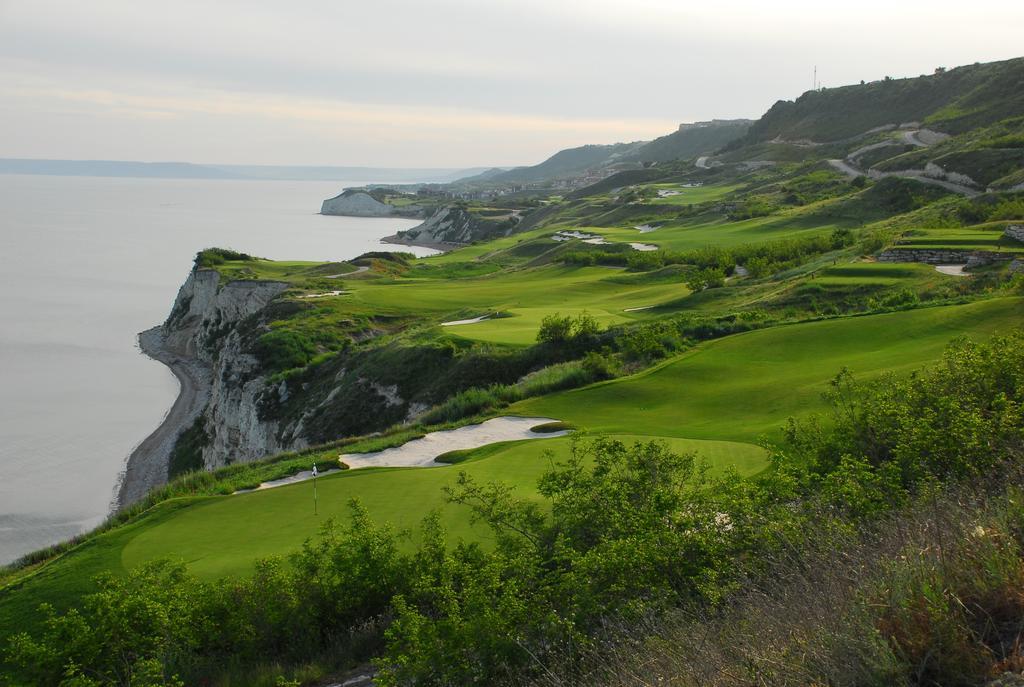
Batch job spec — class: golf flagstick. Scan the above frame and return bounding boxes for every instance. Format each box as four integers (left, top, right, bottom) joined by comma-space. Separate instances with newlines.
312, 462, 318, 515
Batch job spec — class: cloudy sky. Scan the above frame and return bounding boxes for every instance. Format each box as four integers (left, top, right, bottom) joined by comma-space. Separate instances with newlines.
1, 0, 1021, 168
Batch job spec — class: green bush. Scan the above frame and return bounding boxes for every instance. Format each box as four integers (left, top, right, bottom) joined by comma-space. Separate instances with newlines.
194, 247, 253, 268
255, 329, 317, 373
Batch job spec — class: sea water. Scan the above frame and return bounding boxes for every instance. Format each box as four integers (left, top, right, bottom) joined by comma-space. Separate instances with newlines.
0, 174, 433, 564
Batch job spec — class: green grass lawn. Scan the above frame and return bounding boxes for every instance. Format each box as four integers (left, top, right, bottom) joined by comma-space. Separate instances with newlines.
4, 297, 1021, 648
812, 262, 941, 285
0, 435, 763, 643
517, 297, 1024, 443
895, 226, 1024, 253
645, 183, 740, 205
349, 264, 689, 344
560, 209, 842, 254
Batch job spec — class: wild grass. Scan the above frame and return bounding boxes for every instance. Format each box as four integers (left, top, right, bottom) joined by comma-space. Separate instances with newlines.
529, 469, 1024, 687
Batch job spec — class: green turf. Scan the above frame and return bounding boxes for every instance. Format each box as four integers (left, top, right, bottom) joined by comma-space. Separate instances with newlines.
895, 227, 1024, 253
119, 435, 766, 580
813, 262, 941, 285
516, 297, 1024, 443
349, 264, 689, 344
645, 183, 740, 205
557, 208, 842, 254
3, 298, 1020, 645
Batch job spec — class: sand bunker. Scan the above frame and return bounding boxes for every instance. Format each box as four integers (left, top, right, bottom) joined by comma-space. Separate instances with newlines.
340, 416, 568, 469
935, 264, 969, 277
299, 290, 349, 298
630, 243, 658, 251
235, 467, 342, 493
553, 230, 607, 245
441, 313, 494, 326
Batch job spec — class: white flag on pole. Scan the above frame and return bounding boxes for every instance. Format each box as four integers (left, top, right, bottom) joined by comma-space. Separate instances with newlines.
312, 463, 318, 477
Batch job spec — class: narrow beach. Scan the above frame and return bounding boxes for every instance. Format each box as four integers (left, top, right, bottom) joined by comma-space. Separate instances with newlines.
116, 326, 212, 509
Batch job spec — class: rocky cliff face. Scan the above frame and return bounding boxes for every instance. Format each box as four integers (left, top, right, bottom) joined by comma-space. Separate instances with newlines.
161, 269, 295, 469
320, 190, 423, 218
390, 205, 518, 246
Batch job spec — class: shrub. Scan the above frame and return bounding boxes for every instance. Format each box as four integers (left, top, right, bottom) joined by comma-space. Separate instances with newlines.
537, 312, 602, 349
255, 329, 317, 373
195, 247, 252, 268
685, 266, 726, 291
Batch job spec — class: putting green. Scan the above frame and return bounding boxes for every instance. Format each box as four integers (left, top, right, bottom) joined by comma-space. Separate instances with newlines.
120, 435, 764, 579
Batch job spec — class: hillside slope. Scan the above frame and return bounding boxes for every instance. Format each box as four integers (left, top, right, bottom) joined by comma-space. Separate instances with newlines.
730, 57, 1024, 146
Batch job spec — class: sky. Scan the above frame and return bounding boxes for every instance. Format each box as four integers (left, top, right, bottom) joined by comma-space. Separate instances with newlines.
1, 0, 1022, 169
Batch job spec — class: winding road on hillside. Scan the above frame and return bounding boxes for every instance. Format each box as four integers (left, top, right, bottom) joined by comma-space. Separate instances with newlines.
827, 158, 979, 197
828, 126, 976, 195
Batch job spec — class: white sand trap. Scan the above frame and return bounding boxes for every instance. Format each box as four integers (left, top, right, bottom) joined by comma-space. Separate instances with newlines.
234, 467, 342, 494
339, 416, 567, 469
300, 290, 349, 298
935, 264, 969, 277
624, 305, 654, 312
657, 189, 681, 197
635, 224, 660, 233
442, 313, 494, 326
555, 230, 607, 244
630, 243, 659, 251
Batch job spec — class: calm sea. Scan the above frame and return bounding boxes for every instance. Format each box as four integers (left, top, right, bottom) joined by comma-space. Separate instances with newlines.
0, 174, 434, 565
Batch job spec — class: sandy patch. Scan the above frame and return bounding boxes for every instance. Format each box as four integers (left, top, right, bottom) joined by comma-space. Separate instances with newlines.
935, 264, 969, 277
441, 313, 495, 326
299, 290, 349, 298
339, 416, 567, 469
234, 467, 343, 494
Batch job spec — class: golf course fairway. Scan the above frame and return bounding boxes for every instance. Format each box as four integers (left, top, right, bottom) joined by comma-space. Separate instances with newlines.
1, 296, 1021, 643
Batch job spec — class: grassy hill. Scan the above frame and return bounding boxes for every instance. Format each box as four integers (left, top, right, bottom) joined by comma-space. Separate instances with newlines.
622, 119, 753, 163
730, 57, 1024, 145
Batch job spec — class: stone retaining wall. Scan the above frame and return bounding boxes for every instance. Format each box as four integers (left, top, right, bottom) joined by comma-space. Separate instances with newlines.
877, 249, 1016, 266
1005, 224, 1024, 243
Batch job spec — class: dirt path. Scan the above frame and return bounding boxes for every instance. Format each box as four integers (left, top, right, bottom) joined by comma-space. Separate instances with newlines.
902, 128, 950, 147
116, 327, 212, 509
828, 159, 979, 197
325, 265, 369, 278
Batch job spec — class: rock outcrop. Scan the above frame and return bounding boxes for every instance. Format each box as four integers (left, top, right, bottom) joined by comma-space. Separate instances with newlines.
387, 205, 519, 247
160, 269, 293, 469
320, 190, 423, 218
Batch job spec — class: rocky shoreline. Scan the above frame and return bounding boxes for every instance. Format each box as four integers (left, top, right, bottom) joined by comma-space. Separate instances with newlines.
381, 232, 460, 252
116, 326, 212, 510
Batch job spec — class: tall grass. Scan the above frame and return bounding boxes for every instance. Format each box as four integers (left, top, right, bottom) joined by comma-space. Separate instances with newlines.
528, 467, 1024, 687
419, 355, 616, 425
